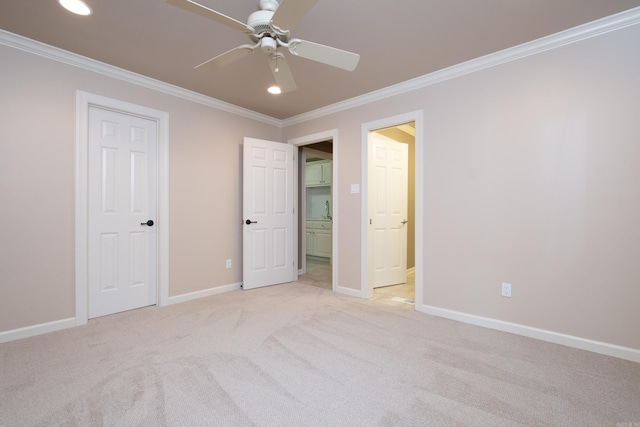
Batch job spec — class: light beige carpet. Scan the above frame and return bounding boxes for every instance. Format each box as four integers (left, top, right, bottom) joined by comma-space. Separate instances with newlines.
1, 282, 639, 426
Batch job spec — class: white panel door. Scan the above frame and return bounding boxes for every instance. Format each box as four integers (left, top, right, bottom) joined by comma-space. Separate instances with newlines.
243, 137, 295, 289
88, 107, 157, 318
368, 133, 408, 288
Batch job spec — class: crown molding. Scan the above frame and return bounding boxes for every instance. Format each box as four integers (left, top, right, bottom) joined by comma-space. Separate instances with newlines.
0, 29, 281, 127
2, 6, 639, 129
282, 6, 640, 127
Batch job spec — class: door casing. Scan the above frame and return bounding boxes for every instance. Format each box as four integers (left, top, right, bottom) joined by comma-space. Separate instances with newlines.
361, 111, 424, 305
75, 91, 170, 325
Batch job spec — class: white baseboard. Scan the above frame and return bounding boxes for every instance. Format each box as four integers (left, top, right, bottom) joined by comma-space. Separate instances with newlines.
0, 317, 76, 344
167, 282, 242, 305
0, 283, 242, 344
334, 284, 363, 298
418, 304, 640, 364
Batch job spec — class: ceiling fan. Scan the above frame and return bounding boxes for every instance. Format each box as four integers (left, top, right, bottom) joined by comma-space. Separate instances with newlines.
167, 0, 360, 93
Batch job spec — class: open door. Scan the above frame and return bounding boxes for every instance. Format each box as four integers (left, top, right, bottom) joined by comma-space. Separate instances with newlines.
242, 137, 295, 290
368, 133, 408, 288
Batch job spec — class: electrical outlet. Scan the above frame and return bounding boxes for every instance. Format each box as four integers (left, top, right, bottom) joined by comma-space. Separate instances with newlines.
226, 259, 232, 269
501, 282, 512, 298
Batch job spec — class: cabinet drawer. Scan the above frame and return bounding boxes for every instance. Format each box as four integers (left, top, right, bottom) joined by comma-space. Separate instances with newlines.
306, 220, 332, 230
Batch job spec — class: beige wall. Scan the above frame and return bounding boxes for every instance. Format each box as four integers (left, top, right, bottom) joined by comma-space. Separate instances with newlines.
2, 20, 640, 353
283, 24, 640, 350
0, 44, 281, 332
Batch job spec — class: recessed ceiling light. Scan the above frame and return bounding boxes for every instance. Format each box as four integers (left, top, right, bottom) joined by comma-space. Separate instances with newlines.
267, 86, 282, 95
58, 0, 92, 16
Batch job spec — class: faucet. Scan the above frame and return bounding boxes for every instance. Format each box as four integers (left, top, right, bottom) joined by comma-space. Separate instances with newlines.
325, 200, 331, 220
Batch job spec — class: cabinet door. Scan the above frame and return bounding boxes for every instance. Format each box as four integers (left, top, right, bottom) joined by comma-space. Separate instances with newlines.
305, 163, 323, 186
321, 162, 332, 185
314, 229, 332, 258
305, 229, 314, 255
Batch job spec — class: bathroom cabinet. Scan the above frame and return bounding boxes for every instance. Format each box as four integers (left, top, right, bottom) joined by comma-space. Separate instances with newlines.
305, 220, 332, 259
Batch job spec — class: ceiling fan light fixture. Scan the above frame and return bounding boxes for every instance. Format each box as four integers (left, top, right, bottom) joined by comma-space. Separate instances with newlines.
58, 0, 92, 16
268, 86, 282, 95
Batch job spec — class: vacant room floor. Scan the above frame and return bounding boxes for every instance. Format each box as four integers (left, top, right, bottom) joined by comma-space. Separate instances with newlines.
1, 271, 639, 426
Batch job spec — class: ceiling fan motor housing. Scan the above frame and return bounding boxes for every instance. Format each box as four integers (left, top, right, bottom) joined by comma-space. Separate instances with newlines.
248, 1, 289, 43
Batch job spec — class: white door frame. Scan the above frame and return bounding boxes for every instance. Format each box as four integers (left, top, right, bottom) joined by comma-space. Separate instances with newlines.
361, 111, 424, 306
75, 91, 170, 325
288, 129, 338, 292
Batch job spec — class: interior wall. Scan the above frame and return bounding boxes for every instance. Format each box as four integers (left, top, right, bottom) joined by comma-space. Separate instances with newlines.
282, 23, 640, 351
2, 19, 640, 354
0, 43, 281, 333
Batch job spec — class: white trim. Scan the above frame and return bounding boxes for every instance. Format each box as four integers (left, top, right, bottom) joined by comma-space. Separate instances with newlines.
361, 111, 424, 302
167, 283, 242, 305
0, 30, 279, 127
0, 318, 76, 344
334, 285, 362, 299
289, 130, 339, 294
282, 6, 640, 126
418, 305, 640, 364
75, 91, 170, 325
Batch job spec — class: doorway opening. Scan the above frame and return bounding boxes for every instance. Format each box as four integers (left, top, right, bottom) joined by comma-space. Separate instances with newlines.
368, 124, 415, 309
289, 130, 338, 293
300, 141, 333, 290
361, 111, 423, 310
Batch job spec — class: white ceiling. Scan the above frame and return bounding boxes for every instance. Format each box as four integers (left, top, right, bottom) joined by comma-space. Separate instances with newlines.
1, 0, 638, 119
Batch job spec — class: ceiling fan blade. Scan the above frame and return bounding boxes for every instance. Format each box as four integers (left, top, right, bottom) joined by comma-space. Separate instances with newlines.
268, 53, 297, 93
195, 44, 256, 73
287, 39, 360, 71
270, 0, 319, 34
166, 0, 253, 33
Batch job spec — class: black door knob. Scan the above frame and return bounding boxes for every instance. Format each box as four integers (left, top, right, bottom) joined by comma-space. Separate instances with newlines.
245, 219, 257, 225
141, 220, 154, 226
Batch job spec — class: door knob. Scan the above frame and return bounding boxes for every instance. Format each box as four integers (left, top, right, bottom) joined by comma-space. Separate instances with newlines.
141, 220, 154, 226
401, 219, 408, 225
245, 219, 257, 225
